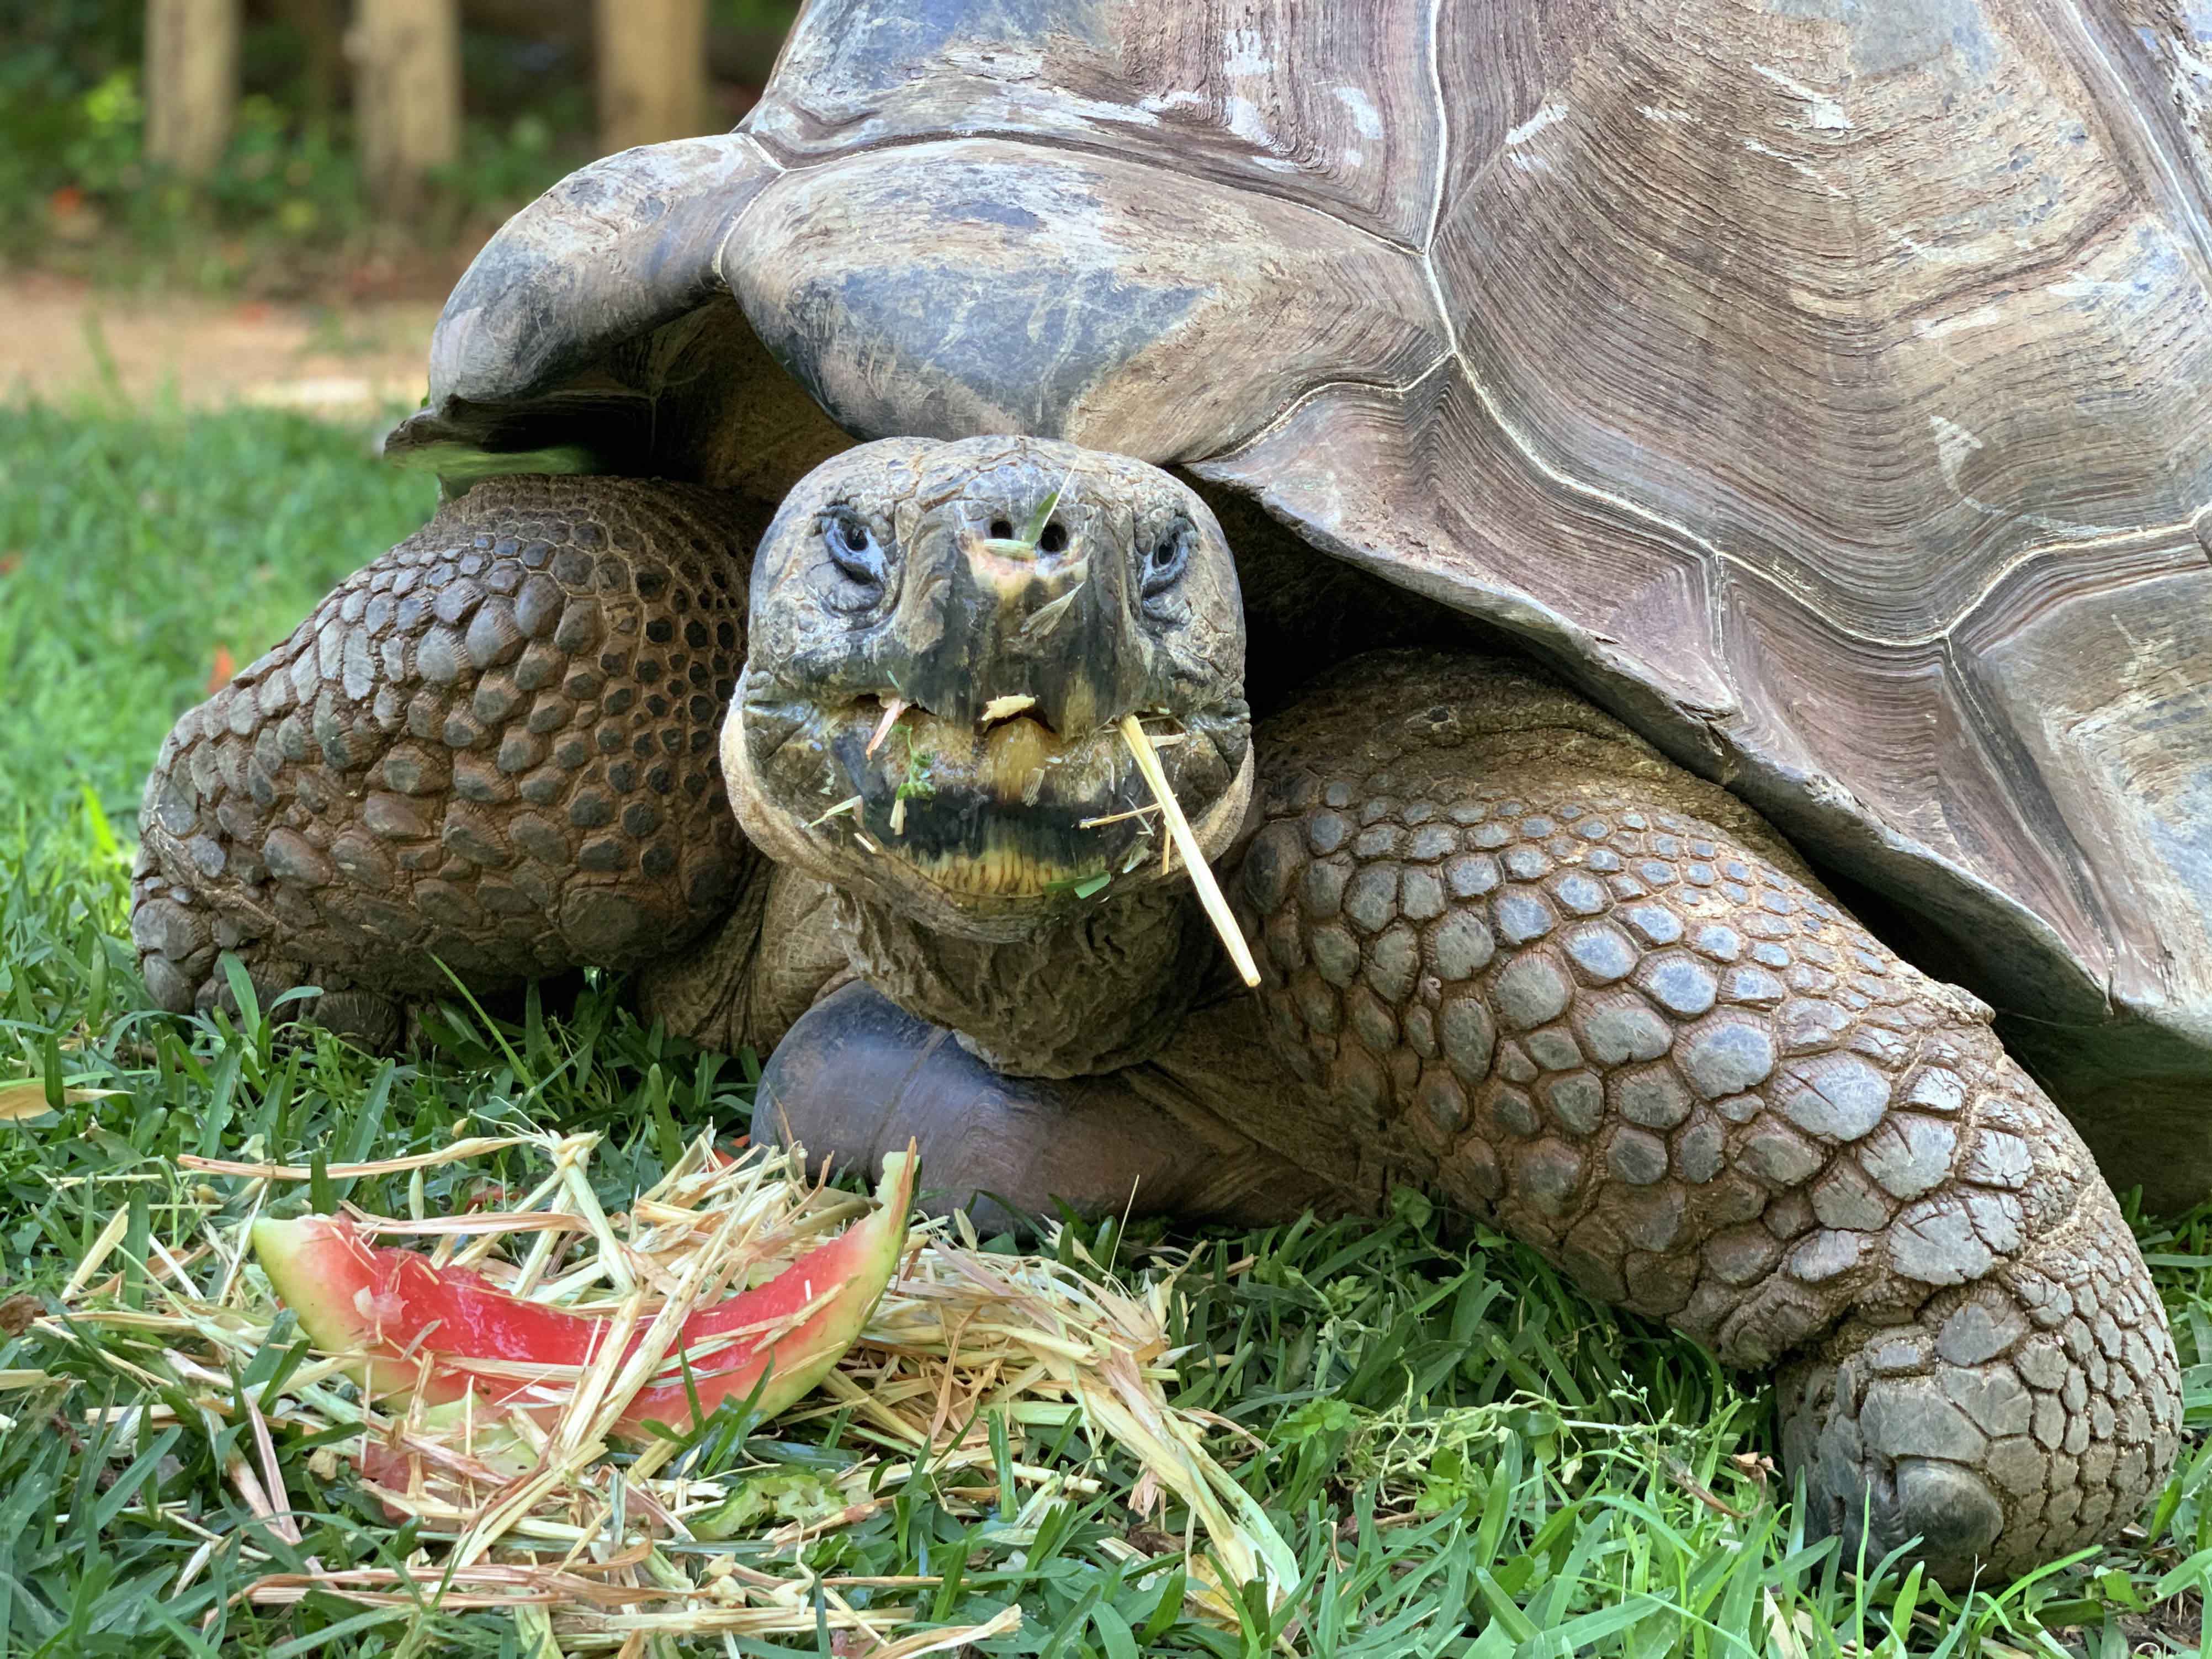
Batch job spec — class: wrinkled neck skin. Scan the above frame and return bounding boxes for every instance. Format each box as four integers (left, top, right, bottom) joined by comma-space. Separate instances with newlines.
830, 877, 1234, 1078
726, 436, 1255, 1077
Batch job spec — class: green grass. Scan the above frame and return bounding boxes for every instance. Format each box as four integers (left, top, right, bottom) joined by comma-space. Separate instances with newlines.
5, 401, 2212, 1655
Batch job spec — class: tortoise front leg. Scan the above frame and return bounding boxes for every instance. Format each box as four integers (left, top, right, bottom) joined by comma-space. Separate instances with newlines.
132, 475, 762, 1042
1229, 649, 2182, 1583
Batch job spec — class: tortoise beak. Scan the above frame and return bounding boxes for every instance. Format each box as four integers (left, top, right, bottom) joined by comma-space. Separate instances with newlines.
872, 516, 1153, 740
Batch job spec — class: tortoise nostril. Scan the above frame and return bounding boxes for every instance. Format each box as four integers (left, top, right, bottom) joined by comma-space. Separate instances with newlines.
1038, 522, 1068, 554
990, 518, 1015, 540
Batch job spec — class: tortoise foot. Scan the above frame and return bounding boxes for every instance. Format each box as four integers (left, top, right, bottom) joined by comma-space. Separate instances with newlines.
1779, 1202, 2179, 1587
128, 850, 594, 1054
129, 849, 410, 1048
756, 982, 1331, 1228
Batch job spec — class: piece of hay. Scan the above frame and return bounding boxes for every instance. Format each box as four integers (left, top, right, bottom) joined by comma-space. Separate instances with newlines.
39, 1131, 1293, 1648
1118, 715, 1260, 988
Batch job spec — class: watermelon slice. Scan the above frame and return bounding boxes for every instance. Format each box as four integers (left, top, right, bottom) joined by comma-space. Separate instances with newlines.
252, 1151, 913, 1438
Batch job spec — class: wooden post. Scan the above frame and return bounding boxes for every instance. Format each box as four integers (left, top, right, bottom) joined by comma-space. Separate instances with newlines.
145, 0, 240, 177
597, 0, 711, 155
351, 0, 462, 215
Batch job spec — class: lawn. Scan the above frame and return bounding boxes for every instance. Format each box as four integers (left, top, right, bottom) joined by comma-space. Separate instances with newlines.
3, 401, 2212, 1657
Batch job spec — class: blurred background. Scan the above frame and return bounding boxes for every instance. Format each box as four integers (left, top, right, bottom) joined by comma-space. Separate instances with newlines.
0, 0, 804, 409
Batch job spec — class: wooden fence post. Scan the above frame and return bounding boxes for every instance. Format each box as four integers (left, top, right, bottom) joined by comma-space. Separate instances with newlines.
597, 0, 711, 155
145, 0, 241, 177
352, 0, 463, 214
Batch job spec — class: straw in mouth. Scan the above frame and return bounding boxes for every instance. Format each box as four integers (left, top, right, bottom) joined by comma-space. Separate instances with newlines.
1117, 714, 1260, 988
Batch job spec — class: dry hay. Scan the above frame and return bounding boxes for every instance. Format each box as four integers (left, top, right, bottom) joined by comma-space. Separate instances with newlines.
29, 1127, 1296, 1653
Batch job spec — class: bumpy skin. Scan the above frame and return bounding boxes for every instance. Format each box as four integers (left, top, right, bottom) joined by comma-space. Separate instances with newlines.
1230, 651, 2181, 1581
132, 476, 761, 1035
835, 880, 1219, 1078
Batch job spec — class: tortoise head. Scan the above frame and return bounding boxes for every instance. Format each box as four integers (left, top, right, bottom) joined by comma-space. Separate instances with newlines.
726, 436, 1251, 939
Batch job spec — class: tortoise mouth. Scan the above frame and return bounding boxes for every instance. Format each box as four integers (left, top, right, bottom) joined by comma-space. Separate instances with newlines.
728, 674, 1253, 914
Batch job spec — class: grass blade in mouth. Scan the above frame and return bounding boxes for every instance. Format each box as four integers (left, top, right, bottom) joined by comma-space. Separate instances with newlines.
1118, 715, 1260, 988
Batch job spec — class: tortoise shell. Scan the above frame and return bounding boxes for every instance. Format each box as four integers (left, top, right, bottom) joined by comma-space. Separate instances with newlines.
391, 0, 2212, 1201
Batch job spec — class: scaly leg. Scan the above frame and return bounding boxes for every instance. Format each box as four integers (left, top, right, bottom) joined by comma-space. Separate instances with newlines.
1224, 648, 2180, 1581
133, 475, 762, 1041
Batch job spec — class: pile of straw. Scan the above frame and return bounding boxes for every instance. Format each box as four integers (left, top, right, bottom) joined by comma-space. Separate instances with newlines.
34, 1128, 1295, 1652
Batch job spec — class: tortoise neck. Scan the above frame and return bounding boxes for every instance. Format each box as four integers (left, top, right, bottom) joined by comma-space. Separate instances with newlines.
830, 882, 1219, 1080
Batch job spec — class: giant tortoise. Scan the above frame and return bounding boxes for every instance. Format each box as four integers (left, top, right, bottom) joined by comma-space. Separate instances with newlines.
130, 0, 2212, 1583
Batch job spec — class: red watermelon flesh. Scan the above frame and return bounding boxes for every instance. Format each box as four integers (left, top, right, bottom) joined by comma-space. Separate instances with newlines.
252, 1151, 914, 1438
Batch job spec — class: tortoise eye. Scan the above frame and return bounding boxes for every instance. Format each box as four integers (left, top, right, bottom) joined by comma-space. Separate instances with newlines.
823, 508, 887, 589
1142, 517, 1193, 613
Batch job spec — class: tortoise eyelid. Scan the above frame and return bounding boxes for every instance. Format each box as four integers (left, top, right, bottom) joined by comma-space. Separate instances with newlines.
821, 507, 888, 586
